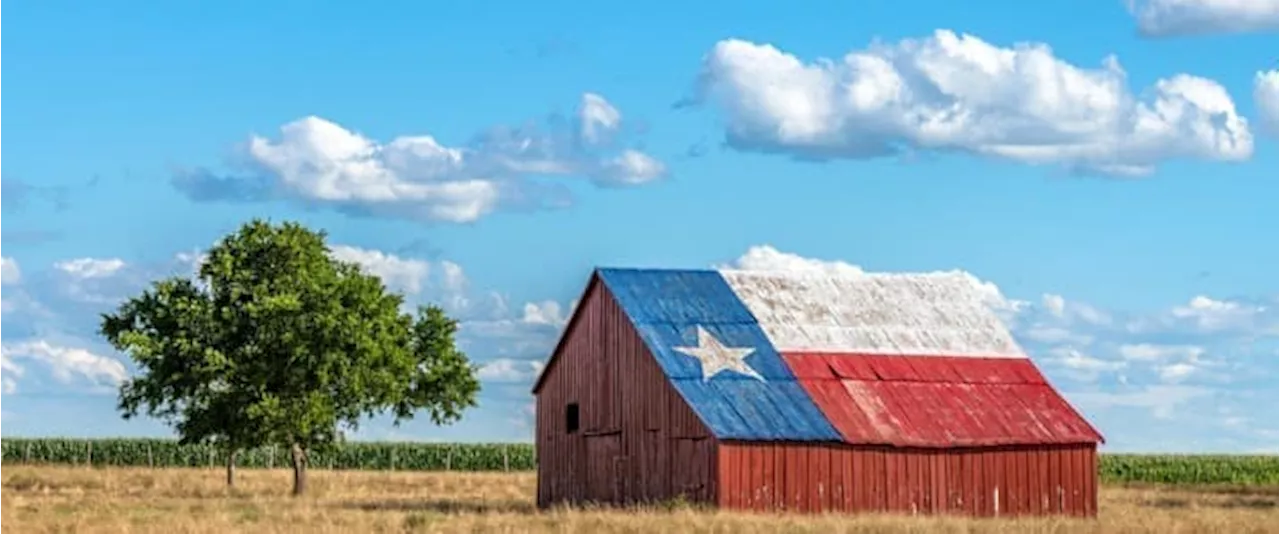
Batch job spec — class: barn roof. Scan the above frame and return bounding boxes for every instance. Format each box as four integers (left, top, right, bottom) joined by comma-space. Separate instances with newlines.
539, 267, 1103, 448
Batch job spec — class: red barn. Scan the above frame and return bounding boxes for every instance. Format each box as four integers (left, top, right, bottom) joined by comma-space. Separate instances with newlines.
531, 267, 1104, 517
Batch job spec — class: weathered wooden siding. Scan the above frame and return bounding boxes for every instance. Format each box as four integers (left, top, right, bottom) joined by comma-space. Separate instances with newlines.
715, 441, 1098, 517
535, 277, 715, 508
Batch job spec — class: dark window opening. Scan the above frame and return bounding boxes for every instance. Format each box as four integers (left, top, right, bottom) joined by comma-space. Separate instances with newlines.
565, 403, 580, 433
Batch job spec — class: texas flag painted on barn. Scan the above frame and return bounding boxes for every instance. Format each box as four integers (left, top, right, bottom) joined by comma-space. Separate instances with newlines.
595, 268, 1103, 447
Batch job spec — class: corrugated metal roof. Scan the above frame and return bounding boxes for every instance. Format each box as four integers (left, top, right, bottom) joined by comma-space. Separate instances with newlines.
719, 269, 1025, 357
600, 268, 842, 441
787, 353, 1101, 446
593, 267, 1103, 447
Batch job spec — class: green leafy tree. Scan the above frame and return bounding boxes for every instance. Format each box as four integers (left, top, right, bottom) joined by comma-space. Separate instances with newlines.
101, 219, 481, 495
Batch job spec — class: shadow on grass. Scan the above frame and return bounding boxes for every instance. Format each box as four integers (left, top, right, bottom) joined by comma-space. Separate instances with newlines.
338, 499, 537, 515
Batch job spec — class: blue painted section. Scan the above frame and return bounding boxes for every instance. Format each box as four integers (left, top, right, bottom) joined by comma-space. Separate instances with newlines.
599, 268, 756, 326
598, 268, 842, 441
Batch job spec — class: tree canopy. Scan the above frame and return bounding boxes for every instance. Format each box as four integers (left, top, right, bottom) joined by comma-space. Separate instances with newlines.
100, 219, 481, 494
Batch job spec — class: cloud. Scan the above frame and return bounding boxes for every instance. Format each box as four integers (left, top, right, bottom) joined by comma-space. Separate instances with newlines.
46, 258, 141, 306
330, 245, 432, 295
329, 245, 480, 315
692, 30, 1253, 176
1, 340, 128, 391
172, 93, 668, 223
1070, 385, 1211, 420
53, 258, 127, 279
477, 358, 545, 383
721, 244, 867, 277
579, 93, 622, 146
1255, 69, 1278, 137
1, 257, 21, 286
461, 300, 568, 361
521, 300, 569, 327
1045, 347, 1128, 381
723, 244, 1278, 450
1126, 0, 1279, 36
1128, 295, 1278, 338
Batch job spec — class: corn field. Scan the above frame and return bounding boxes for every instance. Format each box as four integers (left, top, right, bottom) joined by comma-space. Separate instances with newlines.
1, 439, 1275, 485
1098, 453, 1278, 485
0, 438, 535, 471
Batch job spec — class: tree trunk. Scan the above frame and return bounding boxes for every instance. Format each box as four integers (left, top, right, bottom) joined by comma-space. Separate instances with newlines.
225, 449, 237, 487
290, 443, 308, 496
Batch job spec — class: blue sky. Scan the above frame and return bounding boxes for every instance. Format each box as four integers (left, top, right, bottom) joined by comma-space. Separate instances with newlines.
2, 0, 1276, 452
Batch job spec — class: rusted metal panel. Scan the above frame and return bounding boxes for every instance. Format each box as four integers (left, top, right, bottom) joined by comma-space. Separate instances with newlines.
786, 353, 1103, 447
535, 277, 716, 509
715, 442, 1098, 517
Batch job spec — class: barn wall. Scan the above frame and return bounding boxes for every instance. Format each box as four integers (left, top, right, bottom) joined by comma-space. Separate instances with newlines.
535, 278, 715, 508
715, 441, 1098, 517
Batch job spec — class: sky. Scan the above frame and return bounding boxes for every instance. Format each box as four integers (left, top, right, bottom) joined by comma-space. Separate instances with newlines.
1, 0, 1277, 453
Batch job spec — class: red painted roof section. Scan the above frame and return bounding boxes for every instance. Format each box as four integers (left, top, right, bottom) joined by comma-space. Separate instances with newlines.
784, 353, 1103, 447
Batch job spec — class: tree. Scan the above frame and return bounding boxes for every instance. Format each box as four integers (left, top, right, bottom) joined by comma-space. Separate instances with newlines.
101, 219, 481, 495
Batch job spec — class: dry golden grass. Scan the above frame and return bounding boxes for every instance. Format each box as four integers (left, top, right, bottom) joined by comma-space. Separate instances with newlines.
1, 466, 1276, 534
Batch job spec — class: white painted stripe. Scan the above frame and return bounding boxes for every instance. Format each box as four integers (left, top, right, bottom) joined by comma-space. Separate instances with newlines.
719, 269, 1027, 358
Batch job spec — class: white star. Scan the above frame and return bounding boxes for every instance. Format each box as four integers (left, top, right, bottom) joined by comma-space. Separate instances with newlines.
673, 326, 764, 382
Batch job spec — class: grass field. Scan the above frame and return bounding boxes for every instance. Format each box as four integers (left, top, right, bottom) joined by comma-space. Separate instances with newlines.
1, 466, 1276, 533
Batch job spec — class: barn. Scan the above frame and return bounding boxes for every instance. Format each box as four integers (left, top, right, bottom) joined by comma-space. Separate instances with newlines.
531, 267, 1104, 517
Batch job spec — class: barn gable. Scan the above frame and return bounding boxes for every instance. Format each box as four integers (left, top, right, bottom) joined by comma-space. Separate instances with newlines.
533, 274, 717, 506
539, 267, 1102, 448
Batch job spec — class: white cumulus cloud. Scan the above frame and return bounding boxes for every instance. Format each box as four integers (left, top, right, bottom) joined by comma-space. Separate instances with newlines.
521, 300, 568, 327
1, 340, 128, 389
723, 244, 867, 277
173, 93, 667, 223
694, 30, 1253, 176
1126, 0, 1279, 36
330, 245, 433, 295
477, 358, 545, 383
53, 258, 127, 279
579, 92, 622, 146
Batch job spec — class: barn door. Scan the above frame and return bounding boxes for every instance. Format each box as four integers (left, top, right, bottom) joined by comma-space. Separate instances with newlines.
671, 437, 712, 502
586, 432, 622, 504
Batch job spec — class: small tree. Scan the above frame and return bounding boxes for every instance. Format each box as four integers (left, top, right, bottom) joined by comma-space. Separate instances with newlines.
101, 219, 481, 495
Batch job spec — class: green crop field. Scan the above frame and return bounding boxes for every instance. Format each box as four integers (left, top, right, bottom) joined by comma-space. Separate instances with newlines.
1, 438, 534, 472
1098, 453, 1278, 486
2, 438, 1276, 486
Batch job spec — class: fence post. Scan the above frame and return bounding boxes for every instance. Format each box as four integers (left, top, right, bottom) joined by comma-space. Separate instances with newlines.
503, 446, 510, 472
268, 446, 274, 469
148, 444, 154, 468
86, 440, 93, 467
391, 448, 397, 471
